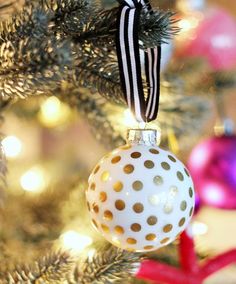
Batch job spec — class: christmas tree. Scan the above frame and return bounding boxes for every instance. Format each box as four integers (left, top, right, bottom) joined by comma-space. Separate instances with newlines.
1, 0, 236, 283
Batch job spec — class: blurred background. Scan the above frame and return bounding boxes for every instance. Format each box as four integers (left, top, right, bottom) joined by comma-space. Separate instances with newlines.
0, 0, 236, 283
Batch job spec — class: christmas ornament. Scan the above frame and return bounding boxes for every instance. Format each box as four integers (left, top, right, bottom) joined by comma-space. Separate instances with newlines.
181, 8, 236, 70
86, 0, 195, 252
86, 129, 195, 251
188, 135, 236, 209
194, 192, 201, 215
136, 226, 236, 284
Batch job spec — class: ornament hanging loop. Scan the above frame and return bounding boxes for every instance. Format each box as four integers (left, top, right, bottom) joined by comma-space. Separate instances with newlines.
116, 0, 161, 123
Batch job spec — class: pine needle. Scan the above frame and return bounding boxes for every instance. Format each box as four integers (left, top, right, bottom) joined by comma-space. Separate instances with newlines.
2, 251, 72, 284
72, 246, 143, 284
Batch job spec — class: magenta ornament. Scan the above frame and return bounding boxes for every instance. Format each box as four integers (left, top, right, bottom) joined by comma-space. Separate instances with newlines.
188, 135, 236, 209
194, 193, 201, 215
183, 9, 236, 71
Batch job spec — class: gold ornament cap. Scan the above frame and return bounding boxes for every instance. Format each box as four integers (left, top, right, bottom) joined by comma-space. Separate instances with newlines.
127, 129, 161, 146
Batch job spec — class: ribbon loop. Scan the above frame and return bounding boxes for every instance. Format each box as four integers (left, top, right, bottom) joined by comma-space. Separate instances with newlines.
116, 0, 161, 123
118, 0, 141, 8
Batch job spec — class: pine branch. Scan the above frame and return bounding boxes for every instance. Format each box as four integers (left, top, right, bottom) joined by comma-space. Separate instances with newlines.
2, 251, 72, 284
36, 0, 177, 47
0, 1, 24, 21
74, 45, 124, 104
62, 88, 125, 149
0, 0, 177, 102
0, 141, 6, 208
0, 38, 73, 98
71, 246, 142, 284
0, 5, 51, 44
40, 0, 93, 36
140, 10, 179, 47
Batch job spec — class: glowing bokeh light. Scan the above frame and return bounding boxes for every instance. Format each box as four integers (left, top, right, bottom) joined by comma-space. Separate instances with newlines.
2, 136, 22, 158
39, 96, 70, 127
60, 230, 93, 253
20, 166, 47, 192
204, 183, 225, 204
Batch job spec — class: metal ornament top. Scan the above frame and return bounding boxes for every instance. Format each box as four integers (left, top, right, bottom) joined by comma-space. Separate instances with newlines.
127, 128, 161, 146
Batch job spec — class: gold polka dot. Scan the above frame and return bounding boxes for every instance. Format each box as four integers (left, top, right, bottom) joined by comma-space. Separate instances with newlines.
131, 152, 141, 159
164, 203, 173, 214
189, 207, 194, 216
92, 219, 98, 228
153, 175, 163, 186
147, 216, 157, 225
132, 180, 143, 191
160, 237, 170, 244
120, 144, 132, 150
177, 171, 184, 181
149, 148, 159, 154
92, 203, 99, 213
123, 164, 134, 174
111, 156, 121, 164
179, 217, 185, 227
144, 160, 154, 169
146, 233, 157, 241
180, 201, 187, 211
163, 224, 173, 233
133, 203, 144, 213
144, 245, 154, 250
148, 195, 160, 206
104, 210, 113, 220
90, 183, 96, 190
131, 223, 141, 232
161, 162, 170, 170
101, 171, 110, 182
189, 187, 193, 198
101, 224, 110, 233
115, 200, 125, 210
115, 226, 124, 235
168, 155, 176, 162
113, 181, 123, 192
169, 186, 178, 196
99, 192, 107, 202
93, 165, 100, 174
184, 168, 190, 177
127, 238, 137, 244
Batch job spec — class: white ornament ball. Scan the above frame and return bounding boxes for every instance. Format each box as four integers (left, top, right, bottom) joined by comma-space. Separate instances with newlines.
86, 130, 195, 252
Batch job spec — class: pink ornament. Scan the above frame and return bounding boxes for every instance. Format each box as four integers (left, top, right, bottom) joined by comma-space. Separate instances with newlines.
182, 9, 236, 70
188, 135, 236, 209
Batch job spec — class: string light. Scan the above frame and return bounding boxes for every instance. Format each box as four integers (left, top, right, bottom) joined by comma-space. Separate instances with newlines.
38, 96, 70, 127
20, 166, 47, 192
60, 230, 93, 253
178, 18, 199, 33
2, 135, 22, 158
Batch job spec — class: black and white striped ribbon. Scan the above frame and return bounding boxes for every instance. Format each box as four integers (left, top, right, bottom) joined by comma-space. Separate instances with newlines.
116, 0, 161, 122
